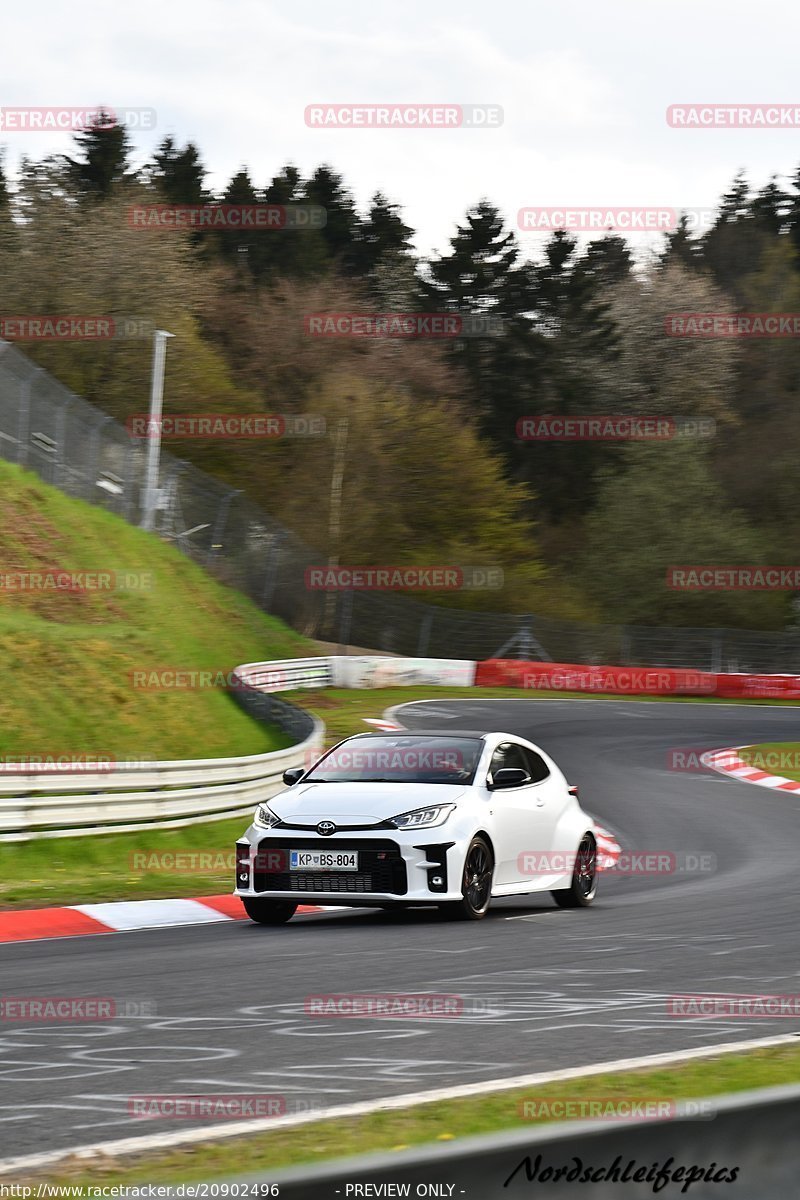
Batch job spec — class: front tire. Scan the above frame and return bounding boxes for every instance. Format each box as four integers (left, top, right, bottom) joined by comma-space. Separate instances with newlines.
442, 836, 494, 921
552, 833, 597, 908
241, 897, 298, 925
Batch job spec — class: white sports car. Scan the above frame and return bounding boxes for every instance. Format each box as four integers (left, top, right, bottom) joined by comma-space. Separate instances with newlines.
234, 730, 597, 923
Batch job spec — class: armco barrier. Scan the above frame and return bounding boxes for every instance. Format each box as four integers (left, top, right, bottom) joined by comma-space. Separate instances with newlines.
0, 659, 330, 841
203, 1081, 800, 1199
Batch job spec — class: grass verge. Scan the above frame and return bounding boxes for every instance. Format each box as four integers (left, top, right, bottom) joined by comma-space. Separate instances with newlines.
0, 816, 246, 908
738, 743, 800, 781
14, 1041, 800, 1185
0, 459, 314, 761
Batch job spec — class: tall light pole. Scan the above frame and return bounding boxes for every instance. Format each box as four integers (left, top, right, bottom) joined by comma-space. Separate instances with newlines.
141, 329, 174, 531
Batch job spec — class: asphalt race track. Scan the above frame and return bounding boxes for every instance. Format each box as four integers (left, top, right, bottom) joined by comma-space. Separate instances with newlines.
3, 697, 800, 1159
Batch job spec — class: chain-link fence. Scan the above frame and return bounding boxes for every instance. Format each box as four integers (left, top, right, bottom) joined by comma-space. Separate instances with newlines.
2, 337, 800, 673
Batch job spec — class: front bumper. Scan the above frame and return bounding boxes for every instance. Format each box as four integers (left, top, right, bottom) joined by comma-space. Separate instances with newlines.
234, 825, 461, 904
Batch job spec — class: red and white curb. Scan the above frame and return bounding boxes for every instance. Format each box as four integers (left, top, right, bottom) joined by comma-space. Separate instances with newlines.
0, 896, 342, 945
594, 822, 621, 870
702, 747, 800, 793
0, 828, 622, 946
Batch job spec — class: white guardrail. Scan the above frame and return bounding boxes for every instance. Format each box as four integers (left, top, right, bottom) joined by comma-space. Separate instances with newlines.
0, 656, 476, 841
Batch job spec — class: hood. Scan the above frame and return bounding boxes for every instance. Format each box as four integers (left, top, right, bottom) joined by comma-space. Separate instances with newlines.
267, 781, 468, 825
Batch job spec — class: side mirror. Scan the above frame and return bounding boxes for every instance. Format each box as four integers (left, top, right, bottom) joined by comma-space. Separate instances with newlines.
489, 767, 530, 790
282, 767, 305, 786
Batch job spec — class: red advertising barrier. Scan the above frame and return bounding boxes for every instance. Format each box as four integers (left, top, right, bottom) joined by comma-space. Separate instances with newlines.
475, 660, 800, 699
476, 660, 717, 695
713, 673, 800, 700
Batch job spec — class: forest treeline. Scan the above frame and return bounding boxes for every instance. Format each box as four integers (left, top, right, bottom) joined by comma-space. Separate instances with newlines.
1, 122, 799, 629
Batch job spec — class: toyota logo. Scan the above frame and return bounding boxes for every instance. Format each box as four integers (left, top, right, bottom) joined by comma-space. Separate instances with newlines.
317, 821, 336, 837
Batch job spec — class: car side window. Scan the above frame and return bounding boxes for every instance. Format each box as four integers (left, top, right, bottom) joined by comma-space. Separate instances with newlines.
520, 747, 551, 783
488, 743, 531, 786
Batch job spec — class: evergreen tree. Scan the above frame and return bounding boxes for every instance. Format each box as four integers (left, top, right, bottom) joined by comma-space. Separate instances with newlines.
661, 215, 702, 271
0, 153, 10, 216
423, 200, 538, 433
578, 235, 633, 286
212, 167, 262, 273
0, 151, 17, 254
353, 191, 414, 280
701, 172, 769, 296
262, 165, 329, 279
426, 199, 523, 314
64, 112, 134, 198
303, 165, 360, 271
750, 176, 790, 236
787, 164, 800, 263
151, 137, 208, 204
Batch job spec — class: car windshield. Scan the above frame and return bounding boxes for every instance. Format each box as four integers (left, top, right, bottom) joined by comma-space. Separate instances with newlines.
304, 736, 484, 784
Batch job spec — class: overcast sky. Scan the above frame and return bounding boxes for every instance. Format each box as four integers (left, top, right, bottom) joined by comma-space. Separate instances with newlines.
3, 0, 800, 259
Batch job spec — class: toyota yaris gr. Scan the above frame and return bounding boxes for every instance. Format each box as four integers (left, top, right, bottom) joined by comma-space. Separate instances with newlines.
234, 730, 597, 923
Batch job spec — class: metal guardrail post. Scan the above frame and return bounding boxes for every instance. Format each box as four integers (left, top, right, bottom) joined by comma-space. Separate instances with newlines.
208, 488, 242, 568
337, 588, 354, 654
16, 367, 43, 467
55, 395, 74, 489
416, 609, 434, 656
88, 414, 114, 503
261, 530, 285, 611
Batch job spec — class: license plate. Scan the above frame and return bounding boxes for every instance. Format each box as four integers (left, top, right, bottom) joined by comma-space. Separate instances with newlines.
289, 850, 359, 871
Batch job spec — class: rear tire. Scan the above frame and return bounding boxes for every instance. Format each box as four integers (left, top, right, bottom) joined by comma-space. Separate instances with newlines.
552, 833, 597, 908
241, 897, 298, 925
442, 836, 494, 921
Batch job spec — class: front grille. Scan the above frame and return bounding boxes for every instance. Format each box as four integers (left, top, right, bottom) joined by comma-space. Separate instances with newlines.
254, 837, 407, 896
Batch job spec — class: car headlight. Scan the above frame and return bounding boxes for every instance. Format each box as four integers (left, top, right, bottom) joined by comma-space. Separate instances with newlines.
254, 803, 281, 829
391, 803, 456, 830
